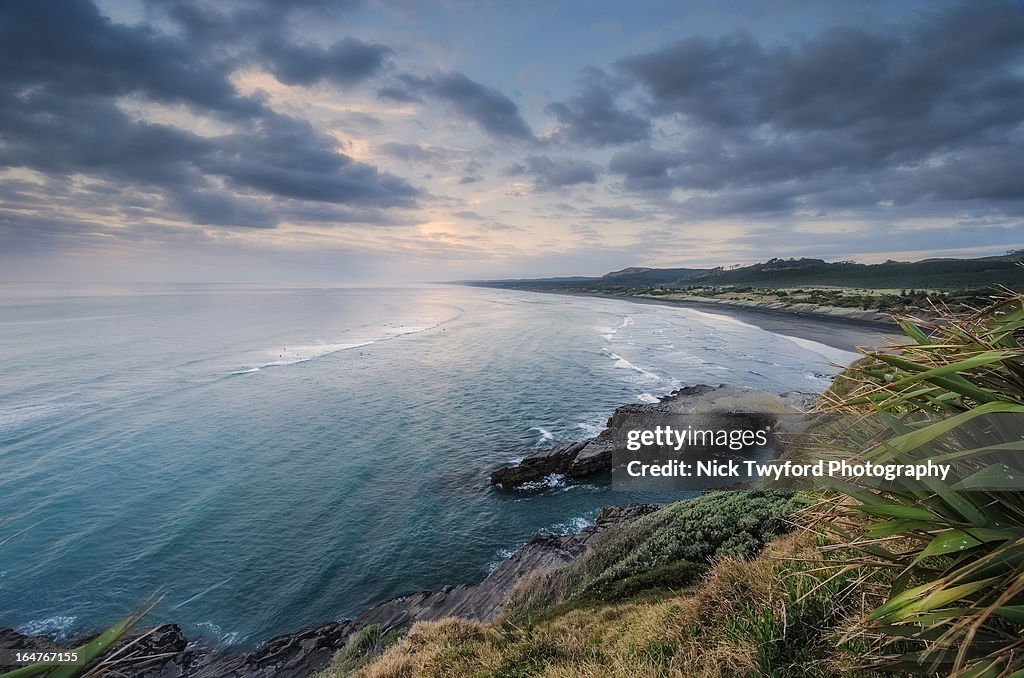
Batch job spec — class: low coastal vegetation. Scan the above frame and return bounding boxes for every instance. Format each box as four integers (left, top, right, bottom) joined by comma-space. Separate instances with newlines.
504, 491, 798, 612
644, 286, 1007, 316
329, 293, 1024, 678
325, 528, 881, 678
472, 252, 1024, 317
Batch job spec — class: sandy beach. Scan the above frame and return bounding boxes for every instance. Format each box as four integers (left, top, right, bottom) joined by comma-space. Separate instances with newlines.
515, 289, 902, 354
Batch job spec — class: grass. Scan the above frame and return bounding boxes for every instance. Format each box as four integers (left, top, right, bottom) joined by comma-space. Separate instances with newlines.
323, 625, 409, 676
322, 493, 890, 677
325, 530, 890, 678
810, 293, 1024, 676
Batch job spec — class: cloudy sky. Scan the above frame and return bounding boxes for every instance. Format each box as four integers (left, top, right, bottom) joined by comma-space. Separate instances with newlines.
1, 0, 1023, 282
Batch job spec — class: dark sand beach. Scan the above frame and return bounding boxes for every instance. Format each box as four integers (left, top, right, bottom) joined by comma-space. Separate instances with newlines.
508, 288, 902, 354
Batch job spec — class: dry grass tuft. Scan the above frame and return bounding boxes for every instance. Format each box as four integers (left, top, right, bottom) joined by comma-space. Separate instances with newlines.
334, 526, 888, 677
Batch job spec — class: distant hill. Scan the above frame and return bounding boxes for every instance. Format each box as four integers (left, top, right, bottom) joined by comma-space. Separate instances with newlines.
692, 252, 1023, 289
470, 251, 1023, 291
602, 266, 709, 285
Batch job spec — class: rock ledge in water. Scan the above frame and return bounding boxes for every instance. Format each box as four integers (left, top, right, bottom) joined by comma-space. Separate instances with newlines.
490, 384, 817, 488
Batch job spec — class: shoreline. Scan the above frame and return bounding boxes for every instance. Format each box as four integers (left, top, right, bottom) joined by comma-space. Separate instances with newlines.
474, 286, 901, 354
2, 291, 878, 677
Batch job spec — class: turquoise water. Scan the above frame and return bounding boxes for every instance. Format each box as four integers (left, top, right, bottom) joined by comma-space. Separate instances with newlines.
0, 284, 856, 648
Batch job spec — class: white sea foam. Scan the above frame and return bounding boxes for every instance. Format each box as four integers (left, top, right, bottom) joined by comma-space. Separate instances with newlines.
682, 307, 765, 332
18, 615, 77, 641
484, 546, 520, 574
682, 307, 860, 366
530, 426, 555, 445
605, 350, 661, 381
805, 371, 838, 389
229, 324, 438, 374
484, 514, 594, 573
518, 473, 567, 491
637, 392, 660, 403
195, 621, 243, 648
544, 514, 595, 534
239, 341, 375, 372
576, 419, 605, 437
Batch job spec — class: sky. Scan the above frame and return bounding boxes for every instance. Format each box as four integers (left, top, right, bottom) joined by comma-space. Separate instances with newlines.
1, 0, 1023, 282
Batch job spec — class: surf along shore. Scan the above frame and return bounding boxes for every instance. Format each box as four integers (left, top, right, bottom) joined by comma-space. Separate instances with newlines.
479, 285, 902, 353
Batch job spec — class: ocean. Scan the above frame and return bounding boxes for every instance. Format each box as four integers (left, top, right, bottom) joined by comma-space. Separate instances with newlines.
0, 283, 858, 649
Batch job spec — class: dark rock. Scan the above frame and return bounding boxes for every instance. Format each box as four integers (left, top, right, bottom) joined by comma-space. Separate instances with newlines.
184, 622, 354, 678
490, 384, 815, 488
0, 624, 189, 676
489, 440, 588, 486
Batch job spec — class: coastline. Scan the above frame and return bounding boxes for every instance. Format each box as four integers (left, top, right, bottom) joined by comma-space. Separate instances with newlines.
0, 297, 875, 677
473, 286, 901, 354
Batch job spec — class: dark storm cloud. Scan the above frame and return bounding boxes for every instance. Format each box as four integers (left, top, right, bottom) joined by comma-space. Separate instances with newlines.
523, 156, 599, 191
608, 147, 684, 191
0, 0, 417, 240
545, 67, 650, 146
606, 2, 1024, 216
376, 86, 423, 104
0, 1, 260, 120
397, 72, 534, 140
172, 191, 278, 229
155, 0, 363, 46
158, 0, 385, 88
205, 113, 417, 206
260, 37, 393, 87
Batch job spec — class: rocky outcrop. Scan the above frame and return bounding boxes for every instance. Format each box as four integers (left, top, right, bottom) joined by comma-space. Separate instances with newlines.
489, 439, 591, 487
491, 384, 817, 488
1, 505, 660, 678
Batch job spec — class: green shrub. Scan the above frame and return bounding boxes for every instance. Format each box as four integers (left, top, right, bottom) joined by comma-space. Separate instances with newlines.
506, 491, 800, 617
579, 491, 798, 601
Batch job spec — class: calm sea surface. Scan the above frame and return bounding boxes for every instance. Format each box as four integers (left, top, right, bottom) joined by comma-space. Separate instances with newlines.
0, 283, 857, 648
